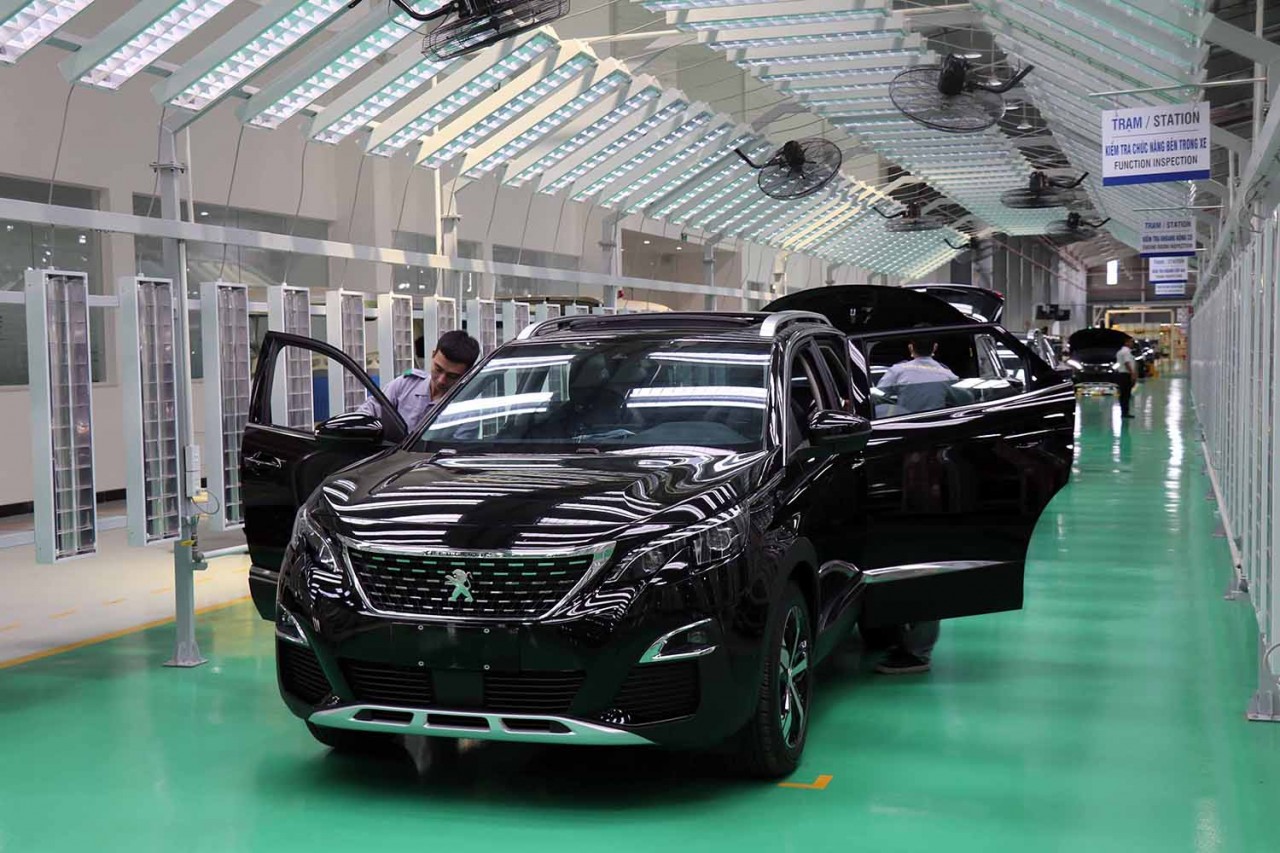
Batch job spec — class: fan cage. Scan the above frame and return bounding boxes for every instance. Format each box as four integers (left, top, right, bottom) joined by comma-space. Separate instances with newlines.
426, 0, 570, 61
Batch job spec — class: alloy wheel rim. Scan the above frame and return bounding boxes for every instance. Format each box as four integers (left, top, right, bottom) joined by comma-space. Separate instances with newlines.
777, 604, 810, 750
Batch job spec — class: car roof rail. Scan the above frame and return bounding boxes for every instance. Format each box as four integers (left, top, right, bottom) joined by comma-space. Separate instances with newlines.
757, 310, 833, 338
515, 312, 770, 340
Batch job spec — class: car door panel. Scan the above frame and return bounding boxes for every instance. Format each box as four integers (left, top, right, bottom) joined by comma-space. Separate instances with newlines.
852, 327, 1074, 628
244, 331, 407, 619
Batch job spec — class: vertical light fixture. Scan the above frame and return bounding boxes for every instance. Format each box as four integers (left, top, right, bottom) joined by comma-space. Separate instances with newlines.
0, 0, 99, 65
532, 302, 561, 324
119, 276, 181, 546
500, 301, 531, 344
25, 269, 96, 563
200, 281, 250, 531
468, 298, 497, 355
58, 0, 235, 89
1107, 258, 1119, 285
376, 292, 415, 380
325, 289, 367, 416
422, 295, 457, 351
267, 284, 314, 429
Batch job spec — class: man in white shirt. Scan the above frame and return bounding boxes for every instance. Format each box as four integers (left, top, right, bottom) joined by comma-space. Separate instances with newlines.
1115, 334, 1138, 419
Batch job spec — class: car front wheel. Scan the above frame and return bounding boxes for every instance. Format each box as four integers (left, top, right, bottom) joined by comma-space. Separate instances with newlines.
737, 582, 813, 778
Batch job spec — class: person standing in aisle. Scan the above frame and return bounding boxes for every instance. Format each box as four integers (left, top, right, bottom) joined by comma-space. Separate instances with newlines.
356, 330, 479, 431
1115, 334, 1139, 419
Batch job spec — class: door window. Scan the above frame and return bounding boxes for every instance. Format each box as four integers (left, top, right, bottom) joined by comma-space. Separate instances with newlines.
786, 344, 834, 451
863, 329, 1026, 419
262, 340, 401, 438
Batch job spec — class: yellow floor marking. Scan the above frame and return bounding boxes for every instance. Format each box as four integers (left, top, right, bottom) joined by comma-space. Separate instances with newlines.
778, 775, 833, 790
0, 623, 20, 633
195, 576, 212, 586
48, 609, 78, 620
103, 598, 126, 606
0, 596, 251, 671
151, 586, 173, 595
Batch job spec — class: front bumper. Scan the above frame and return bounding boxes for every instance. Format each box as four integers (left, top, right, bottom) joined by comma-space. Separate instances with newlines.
274, 550, 767, 749
308, 703, 655, 745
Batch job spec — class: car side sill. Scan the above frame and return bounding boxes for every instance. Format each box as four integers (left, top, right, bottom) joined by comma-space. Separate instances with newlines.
861, 560, 1004, 583
310, 704, 655, 745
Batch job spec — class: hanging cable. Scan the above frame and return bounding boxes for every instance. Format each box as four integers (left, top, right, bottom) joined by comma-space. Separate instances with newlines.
281, 136, 311, 286
337, 153, 368, 289
217, 125, 247, 280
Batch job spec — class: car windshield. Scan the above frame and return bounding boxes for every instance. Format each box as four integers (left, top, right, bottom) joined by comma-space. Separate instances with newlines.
413, 337, 770, 453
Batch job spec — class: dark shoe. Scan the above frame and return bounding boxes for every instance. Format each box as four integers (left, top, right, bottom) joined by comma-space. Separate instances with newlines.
874, 650, 932, 675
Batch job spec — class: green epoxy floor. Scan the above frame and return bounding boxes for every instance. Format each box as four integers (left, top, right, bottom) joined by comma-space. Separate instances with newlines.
2, 378, 1277, 852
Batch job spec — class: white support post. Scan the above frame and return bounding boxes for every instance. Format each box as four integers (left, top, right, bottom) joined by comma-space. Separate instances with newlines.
157, 124, 207, 668
703, 242, 716, 310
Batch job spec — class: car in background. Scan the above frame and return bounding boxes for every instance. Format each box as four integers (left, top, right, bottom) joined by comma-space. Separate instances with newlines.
1065, 327, 1131, 389
1026, 329, 1074, 381
241, 293, 1074, 778
906, 283, 1005, 324
1131, 338, 1160, 378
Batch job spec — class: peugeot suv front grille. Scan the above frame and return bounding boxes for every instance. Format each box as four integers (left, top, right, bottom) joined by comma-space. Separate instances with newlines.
346, 549, 598, 619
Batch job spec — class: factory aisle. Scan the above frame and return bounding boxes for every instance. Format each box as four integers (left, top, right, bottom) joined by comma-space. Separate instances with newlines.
0, 378, 1276, 852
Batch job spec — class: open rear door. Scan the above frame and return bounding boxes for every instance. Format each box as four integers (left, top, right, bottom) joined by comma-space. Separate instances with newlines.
764, 287, 1074, 627
243, 331, 407, 619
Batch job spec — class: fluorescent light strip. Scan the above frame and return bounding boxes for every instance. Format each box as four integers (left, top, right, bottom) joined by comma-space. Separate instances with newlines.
0, 0, 95, 63
654, 139, 768, 219
684, 176, 762, 229
681, 10, 885, 30
626, 132, 753, 213
758, 64, 913, 82
645, 0, 827, 9
170, 0, 349, 112
585, 113, 717, 204
75, 0, 234, 89
465, 70, 629, 179
249, 10, 430, 129
608, 124, 735, 209
544, 100, 689, 194
421, 54, 596, 169
673, 172, 753, 224
738, 47, 918, 67
369, 33, 555, 157
713, 30, 901, 49
313, 57, 451, 144
508, 86, 662, 185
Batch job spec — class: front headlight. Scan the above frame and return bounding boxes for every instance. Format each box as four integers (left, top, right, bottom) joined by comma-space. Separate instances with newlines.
613, 506, 749, 581
289, 506, 341, 579
1066, 358, 1083, 370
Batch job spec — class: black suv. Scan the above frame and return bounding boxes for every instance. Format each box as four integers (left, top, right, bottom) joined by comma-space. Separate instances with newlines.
243, 289, 1073, 777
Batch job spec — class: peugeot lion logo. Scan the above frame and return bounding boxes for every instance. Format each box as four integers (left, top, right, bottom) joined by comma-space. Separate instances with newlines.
446, 569, 474, 603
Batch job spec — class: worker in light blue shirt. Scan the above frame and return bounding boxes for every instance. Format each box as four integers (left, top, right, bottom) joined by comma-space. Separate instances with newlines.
875, 333, 961, 417
357, 330, 479, 432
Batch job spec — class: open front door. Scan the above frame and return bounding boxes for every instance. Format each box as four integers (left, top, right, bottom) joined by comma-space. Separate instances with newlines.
243, 331, 407, 619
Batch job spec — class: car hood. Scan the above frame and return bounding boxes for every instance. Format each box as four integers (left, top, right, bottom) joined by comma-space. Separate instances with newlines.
312, 449, 767, 551
1068, 329, 1129, 365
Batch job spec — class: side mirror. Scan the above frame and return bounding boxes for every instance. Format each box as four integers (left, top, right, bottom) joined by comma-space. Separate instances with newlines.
807, 410, 872, 455
315, 412, 384, 443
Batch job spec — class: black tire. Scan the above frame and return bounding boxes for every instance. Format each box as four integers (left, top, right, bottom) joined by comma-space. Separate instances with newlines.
736, 581, 814, 778
306, 722, 401, 755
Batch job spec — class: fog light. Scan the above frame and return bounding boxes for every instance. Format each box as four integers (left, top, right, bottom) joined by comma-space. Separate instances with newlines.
275, 608, 309, 647
640, 618, 717, 664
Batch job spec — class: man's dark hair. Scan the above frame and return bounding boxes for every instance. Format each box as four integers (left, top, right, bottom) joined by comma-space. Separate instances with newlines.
909, 324, 936, 358
436, 329, 480, 368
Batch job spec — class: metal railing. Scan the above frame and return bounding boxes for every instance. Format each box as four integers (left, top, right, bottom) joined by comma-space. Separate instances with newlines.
1190, 205, 1280, 721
